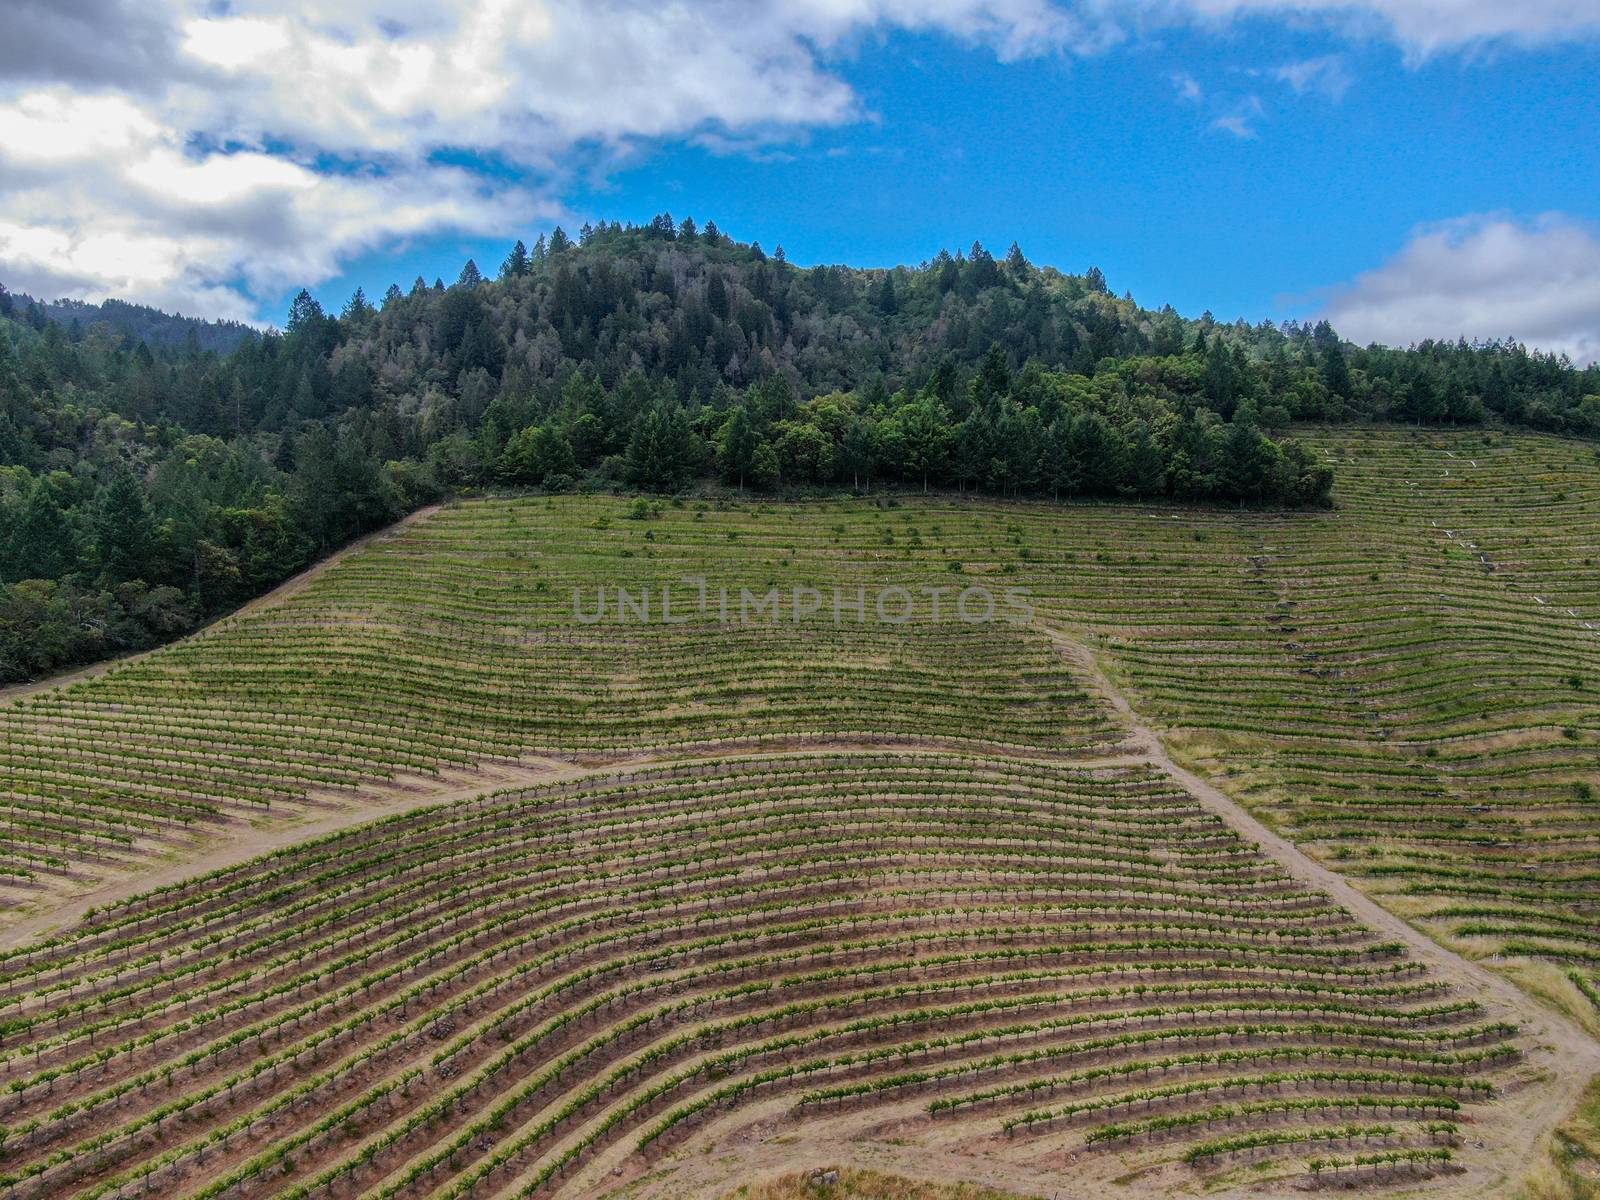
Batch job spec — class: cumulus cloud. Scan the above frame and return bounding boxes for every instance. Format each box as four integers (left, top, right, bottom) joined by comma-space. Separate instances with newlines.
0, 0, 180, 89
3, 0, 1599, 319
1321, 213, 1600, 365
0, 0, 1095, 318
0, 86, 538, 321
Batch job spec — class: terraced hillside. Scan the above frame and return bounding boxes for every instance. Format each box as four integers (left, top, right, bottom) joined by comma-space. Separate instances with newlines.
0, 754, 1537, 1199
0, 501, 1129, 909
1007, 428, 1600, 1020
2, 427, 1600, 1196
7, 430, 1599, 1009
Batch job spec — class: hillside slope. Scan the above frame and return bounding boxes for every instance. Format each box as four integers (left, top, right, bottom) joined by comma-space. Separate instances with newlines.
1, 426, 1598, 1196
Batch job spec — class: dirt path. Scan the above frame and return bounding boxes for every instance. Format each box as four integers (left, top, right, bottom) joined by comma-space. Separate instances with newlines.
0, 503, 445, 708
1036, 618, 1600, 1195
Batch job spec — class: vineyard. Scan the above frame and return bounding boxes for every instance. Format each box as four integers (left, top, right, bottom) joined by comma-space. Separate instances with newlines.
1, 426, 1599, 1196
1013, 428, 1600, 1020
0, 497, 1129, 910
0, 754, 1539, 1198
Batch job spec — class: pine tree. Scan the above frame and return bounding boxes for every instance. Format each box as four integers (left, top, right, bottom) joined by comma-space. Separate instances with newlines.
625, 403, 699, 491
286, 289, 324, 333
716, 407, 759, 489
341, 287, 373, 324
457, 259, 483, 287
706, 271, 730, 320
876, 272, 898, 315
93, 467, 155, 585
9, 484, 75, 581
501, 240, 530, 278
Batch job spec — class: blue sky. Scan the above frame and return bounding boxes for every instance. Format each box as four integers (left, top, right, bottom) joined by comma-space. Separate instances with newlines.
4, 2, 1600, 360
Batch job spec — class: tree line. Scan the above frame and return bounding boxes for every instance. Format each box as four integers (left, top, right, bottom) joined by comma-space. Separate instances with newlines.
1, 215, 1595, 680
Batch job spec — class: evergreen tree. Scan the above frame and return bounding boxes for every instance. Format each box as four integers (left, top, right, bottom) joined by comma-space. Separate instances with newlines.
1039, 418, 1079, 500
94, 467, 155, 585
8, 484, 75, 582
838, 417, 875, 491
974, 345, 1011, 406
501, 240, 530, 279
624, 403, 699, 491
716, 406, 759, 489
291, 369, 324, 420
876, 272, 898, 315
707, 271, 730, 320
286, 289, 325, 333
498, 424, 576, 485
955, 407, 995, 491
890, 398, 952, 492
341, 287, 373, 324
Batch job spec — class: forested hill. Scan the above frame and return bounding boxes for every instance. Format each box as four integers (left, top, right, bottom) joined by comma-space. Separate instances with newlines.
0, 287, 257, 355
2, 215, 1598, 681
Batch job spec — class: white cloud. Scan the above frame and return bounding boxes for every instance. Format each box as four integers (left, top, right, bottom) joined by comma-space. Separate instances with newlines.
1321, 213, 1600, 365
0, 86, 535, 321
2, 0, 1599, 319
1210, 95, 1265, 137
1274, 54, 1352, 99
1211, 113, 1256, 137
0, 0, 1092, 319
1171, 71, 1203, 100
1153, 0, 1600, 56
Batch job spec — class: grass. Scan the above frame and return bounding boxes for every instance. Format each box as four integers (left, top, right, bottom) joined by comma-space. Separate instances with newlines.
1522, 1078, 1600, 1200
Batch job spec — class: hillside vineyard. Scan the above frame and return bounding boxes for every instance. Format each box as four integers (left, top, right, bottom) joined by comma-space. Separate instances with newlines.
0, 426, 1597, 1196
0, 757, 1528, 1197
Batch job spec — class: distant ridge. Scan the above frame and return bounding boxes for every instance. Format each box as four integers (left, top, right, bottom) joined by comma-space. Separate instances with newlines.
0, 286, 257, 354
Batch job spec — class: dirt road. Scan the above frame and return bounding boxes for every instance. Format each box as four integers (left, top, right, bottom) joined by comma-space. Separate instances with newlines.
1037, 619, 1600, 1198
